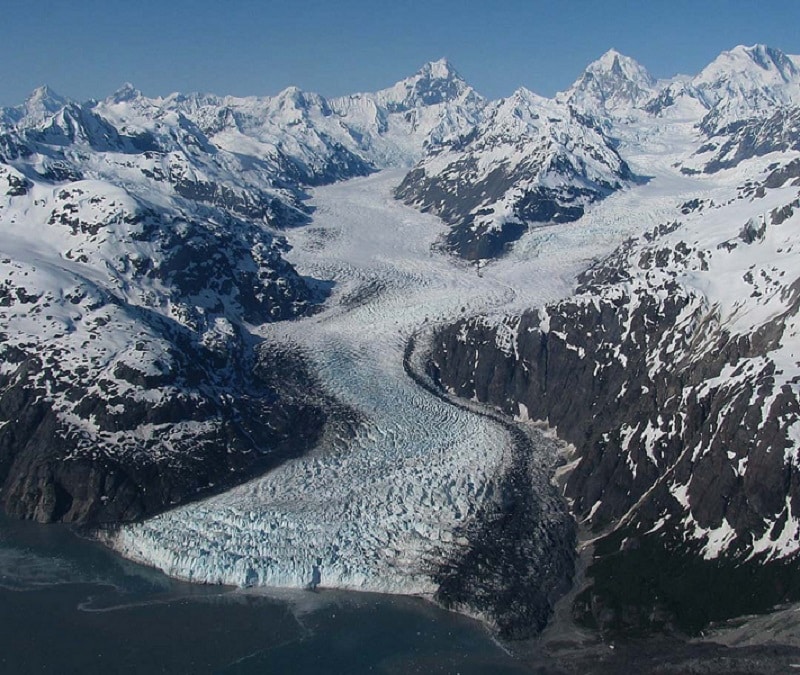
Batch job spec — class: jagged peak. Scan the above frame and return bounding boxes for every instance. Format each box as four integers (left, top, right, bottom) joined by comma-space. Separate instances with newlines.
272, 85, 306, 109
682, 43, 800, 133
263, 85, 335, 123
109, 82, 143, 104
563, 48, 655, 112
731, 43, 770, 56
274, 85, 330, 104
418, 58, 461, 81
581, 48, 654, 86
507, 86, 548, 106
24, 85, 66, 109
272, 85, 329, 111
600, 47, 625, 60
487, 86, 564, 130
374, 57, 480, 112
17, 85, 69, 126
399, 58, 470, 92
277, 84, 304, 98
162, 90, 222, 108
594, 48, 630, 67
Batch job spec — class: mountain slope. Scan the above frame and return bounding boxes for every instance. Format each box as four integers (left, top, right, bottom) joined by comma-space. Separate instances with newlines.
426, 153, 800, 633
0, 94, 344, 523
396, 88, 633, 260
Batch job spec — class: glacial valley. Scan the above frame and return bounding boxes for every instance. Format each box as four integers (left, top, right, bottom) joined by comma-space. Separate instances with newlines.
2, 44, 800, 645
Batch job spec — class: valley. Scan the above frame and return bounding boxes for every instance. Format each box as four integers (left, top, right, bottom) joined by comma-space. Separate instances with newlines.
1, 43, 800, 655
108, 122, 749, 635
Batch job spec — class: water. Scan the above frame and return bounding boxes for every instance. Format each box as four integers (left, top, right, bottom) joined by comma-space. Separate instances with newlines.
0, 515, 529, 674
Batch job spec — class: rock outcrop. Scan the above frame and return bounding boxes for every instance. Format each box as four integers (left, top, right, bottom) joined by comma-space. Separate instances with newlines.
427, 163, 800, 634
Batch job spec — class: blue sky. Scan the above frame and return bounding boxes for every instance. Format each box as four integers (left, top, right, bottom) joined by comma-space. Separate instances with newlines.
2, 0, 800, 106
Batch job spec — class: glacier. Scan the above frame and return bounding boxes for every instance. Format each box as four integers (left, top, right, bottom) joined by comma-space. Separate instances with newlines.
108, 122, 720, 596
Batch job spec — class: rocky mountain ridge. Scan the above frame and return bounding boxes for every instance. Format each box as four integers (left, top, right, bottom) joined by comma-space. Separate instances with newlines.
397, 43, 800, 261
426, 153, 800, 633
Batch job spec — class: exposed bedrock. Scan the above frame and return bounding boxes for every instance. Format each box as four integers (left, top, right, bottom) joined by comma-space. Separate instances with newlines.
396, 167, 621, 261
404, 335, 576, 640
426, 263, 800, 635
0, 339, 354, 525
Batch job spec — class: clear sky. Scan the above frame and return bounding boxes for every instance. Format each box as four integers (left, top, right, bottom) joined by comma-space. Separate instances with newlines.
2, 0, 800, 107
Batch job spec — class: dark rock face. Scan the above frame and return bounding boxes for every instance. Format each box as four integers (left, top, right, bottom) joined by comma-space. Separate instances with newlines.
0, 165, 31, 196
445, 219, 527, 261
396, 164, 605, 260
572, 524, 800, 636
765, 157, 800, 189
0, 328, 352, 524
403, 337, 575, 640
0, 199, 334, 524
385, 73, 465, 111
432, 424, 576, 639
395, 159, 532, 258
293, 141, 375, 186
171, 176, 311, 228
426, 211, 800, 635
701, 107, 800, 173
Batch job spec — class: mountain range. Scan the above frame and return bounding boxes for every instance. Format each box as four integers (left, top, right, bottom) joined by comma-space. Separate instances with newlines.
2, 43, 800, 642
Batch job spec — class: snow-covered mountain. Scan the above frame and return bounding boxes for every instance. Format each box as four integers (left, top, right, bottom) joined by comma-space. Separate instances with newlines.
423, 45, 800, 635
8, 85, 69, 128
637, 44, 800, 178
0, 98, 338, 522
106, 58, 486, 178
562, 48, 657, 113
328, 58, 486, 165
691, 44, 800, 134
563, 43, 800, 132
393, 42, 800, 265
427, 156, 800, 633
396, 88, 633, 259
691, 106, 800, 173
